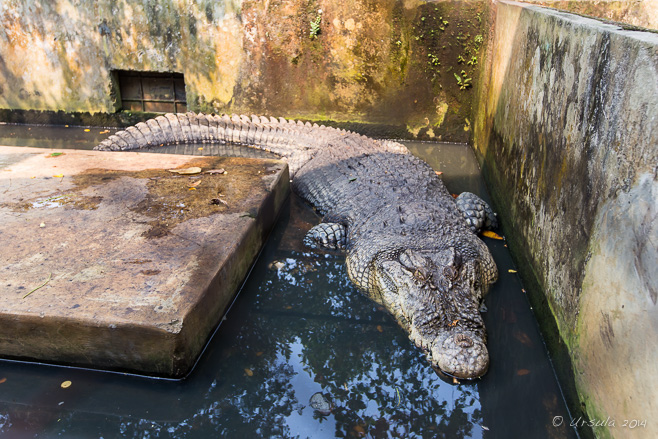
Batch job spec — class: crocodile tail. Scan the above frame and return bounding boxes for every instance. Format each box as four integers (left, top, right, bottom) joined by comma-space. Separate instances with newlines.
94, 112, 352, 176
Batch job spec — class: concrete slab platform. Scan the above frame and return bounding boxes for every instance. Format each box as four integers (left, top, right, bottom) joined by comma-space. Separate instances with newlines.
0, 146, 289, 377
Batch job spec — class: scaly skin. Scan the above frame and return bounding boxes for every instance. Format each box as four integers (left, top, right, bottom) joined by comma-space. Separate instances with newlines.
95, 112, 498, 379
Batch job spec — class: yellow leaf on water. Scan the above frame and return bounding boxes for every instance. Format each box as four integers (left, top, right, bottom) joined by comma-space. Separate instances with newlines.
168, 167, 202, 175
376, 325, 383, 333
61, 380, 72, 389
481, 230, 504, 240
244, 369, 254, 377
53, 174, 64, 178
508, 269, 517, 273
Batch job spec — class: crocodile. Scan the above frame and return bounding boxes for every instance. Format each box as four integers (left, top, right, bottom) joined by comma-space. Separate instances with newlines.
95, 112, 499, 379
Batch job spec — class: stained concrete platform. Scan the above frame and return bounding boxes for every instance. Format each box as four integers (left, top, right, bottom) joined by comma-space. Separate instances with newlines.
0, 146, 289, 377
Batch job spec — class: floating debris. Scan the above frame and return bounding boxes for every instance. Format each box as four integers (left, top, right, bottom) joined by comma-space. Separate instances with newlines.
309, 392, 332, 415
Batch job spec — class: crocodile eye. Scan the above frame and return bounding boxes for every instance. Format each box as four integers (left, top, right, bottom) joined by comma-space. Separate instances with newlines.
413, 269, 426, 282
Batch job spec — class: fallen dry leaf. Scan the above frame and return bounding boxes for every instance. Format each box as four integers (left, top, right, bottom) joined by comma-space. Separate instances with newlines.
205, 169, 227, 175
255, 351, 263, 357
517, 369, 531, 376
188, 187, 197, 191
513, 330, 533, 347
210, 198, 228, 206
168, 167, 202, 175
0, 378, 6, 384
244, 369, 254, 377
188, 180, 201, 187
53, 174, 64, 178
481, 230, 504, 240
376, 325, 383, 333
60, 380, 72, 389
435, 171, 443, 175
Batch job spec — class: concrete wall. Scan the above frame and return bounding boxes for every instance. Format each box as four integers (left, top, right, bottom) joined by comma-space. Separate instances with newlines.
0, 0, 490, 140
473, 1, 657, 437
519, 0, 658, 30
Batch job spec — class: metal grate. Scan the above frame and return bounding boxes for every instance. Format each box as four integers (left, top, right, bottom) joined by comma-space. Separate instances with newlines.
116, 71, 187, 113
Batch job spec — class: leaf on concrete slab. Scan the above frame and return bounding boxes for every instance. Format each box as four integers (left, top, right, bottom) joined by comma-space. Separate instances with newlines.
168, 167, 202, 175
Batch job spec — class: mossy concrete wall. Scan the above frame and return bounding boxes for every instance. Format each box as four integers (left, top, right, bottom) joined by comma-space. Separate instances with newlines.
473, 1, 657, 437
0, 0, 490, 140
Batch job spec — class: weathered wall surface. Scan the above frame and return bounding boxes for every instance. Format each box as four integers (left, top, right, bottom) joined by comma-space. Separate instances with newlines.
473, 1, 657, 437
519, 0, 658, 30
0, 0, 488, 140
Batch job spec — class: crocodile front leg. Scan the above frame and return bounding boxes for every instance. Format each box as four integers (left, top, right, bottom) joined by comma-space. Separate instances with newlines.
455, 192, 498, 233
303, 223, 347, 250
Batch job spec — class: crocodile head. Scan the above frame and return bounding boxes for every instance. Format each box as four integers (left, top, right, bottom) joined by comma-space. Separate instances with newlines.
372, 248, 490, 379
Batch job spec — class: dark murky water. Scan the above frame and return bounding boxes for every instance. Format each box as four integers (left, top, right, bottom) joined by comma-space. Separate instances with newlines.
0, 126, 578, 438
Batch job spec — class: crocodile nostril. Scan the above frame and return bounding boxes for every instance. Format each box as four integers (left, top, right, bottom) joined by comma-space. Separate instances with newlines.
455, 333, 474, 348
